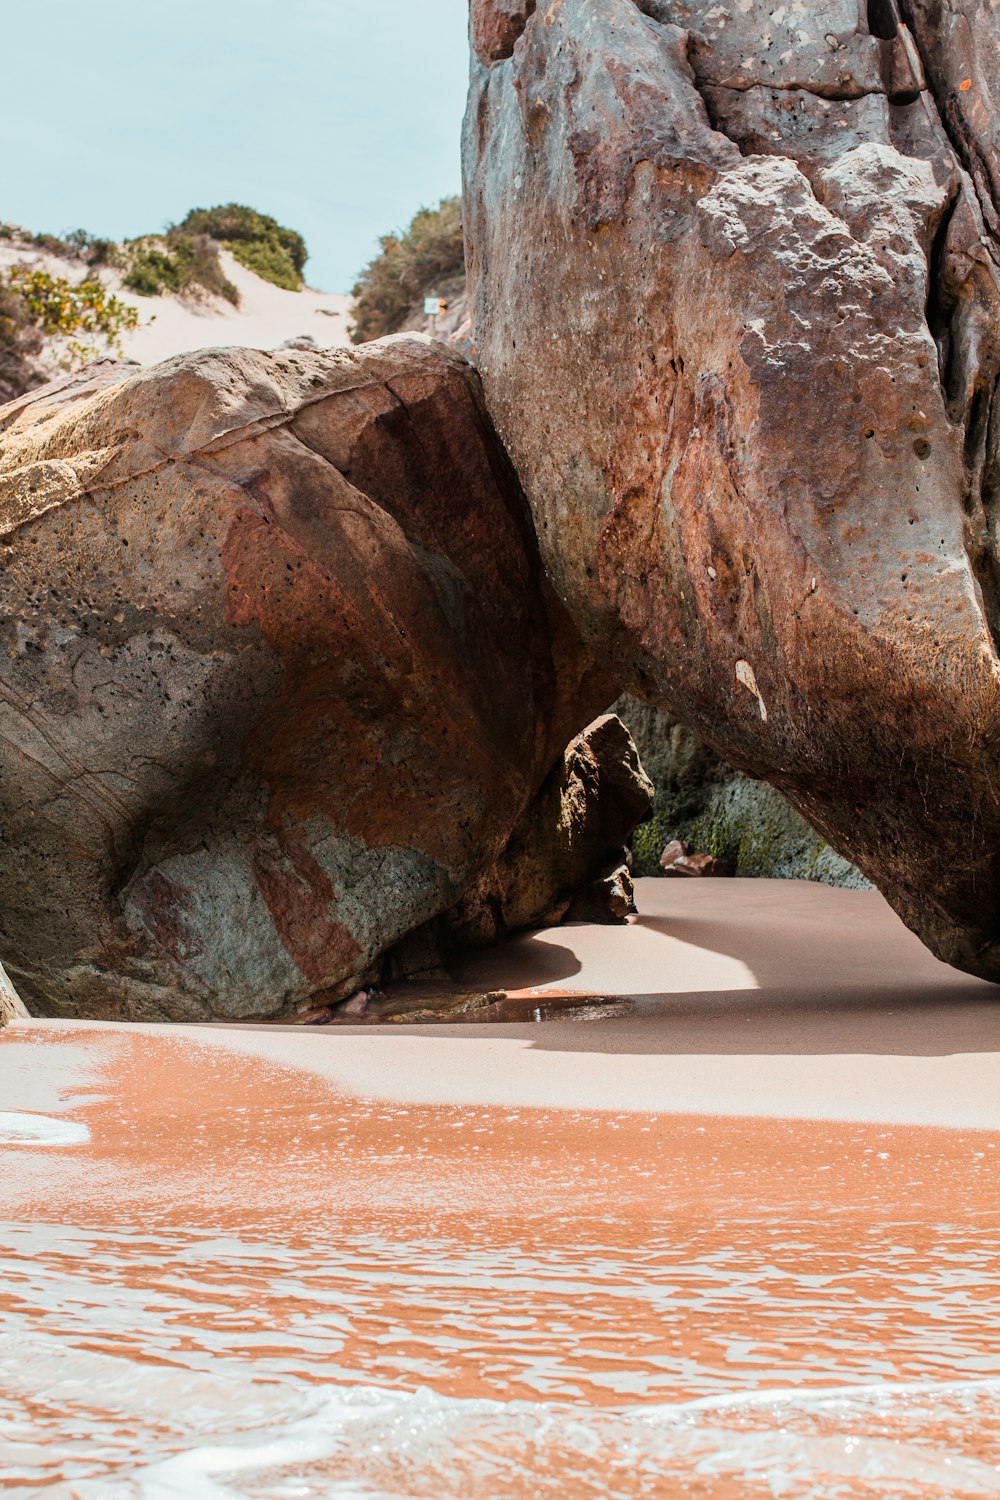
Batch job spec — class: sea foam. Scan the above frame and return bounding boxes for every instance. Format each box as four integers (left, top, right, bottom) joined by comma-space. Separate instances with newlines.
0, 1111, 89, 1145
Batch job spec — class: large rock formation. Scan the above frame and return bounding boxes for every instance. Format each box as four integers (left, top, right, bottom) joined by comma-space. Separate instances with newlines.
0, 340, 616, 1020
464, 0, 1000, 980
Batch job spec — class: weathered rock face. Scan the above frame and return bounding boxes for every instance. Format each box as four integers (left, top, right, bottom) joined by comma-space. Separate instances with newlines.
434, 712, 654, 949
471, 0, 536, 63
0, 340, 612, 1020
464, 0, 1000, 979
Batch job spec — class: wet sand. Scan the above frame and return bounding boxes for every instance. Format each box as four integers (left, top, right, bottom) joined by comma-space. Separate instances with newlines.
2, 879, 1000, 1495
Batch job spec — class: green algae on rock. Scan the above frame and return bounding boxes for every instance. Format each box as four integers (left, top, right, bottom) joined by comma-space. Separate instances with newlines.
618, 696, 868, 887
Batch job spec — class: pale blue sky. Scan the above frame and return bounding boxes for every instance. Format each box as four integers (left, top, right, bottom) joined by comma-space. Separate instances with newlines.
1, 0, 469, 292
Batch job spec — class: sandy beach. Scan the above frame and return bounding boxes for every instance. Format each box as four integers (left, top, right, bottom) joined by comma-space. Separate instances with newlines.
25, 876, 987, 1130
3, 879, 1000, 1496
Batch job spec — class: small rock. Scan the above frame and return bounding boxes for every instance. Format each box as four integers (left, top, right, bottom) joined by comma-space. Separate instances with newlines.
387, 990, 506, 1023
658, 839, 690, 871
661, 852, 730, 878
340, 988, 375, 1016
567, 860, 636, 922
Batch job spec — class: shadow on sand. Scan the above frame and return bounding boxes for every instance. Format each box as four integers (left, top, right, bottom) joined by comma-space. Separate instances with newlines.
416, 880, 1000, 1058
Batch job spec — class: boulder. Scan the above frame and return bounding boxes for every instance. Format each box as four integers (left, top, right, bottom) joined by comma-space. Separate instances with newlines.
566, 859, 637, 921
432, 712, 654, 949
0, 339, 612, 1020
464, 0, 1000, 980
659, 843, 728, 878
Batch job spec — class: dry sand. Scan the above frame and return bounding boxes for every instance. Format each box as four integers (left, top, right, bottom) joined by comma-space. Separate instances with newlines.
197, 875, 1000, 1129
113, 250, 352, 364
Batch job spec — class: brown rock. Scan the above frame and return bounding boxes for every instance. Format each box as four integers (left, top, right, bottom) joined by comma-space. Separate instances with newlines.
430, 712, 654, 946
463, 0, 1000, 980
471, 0, 535, 62
658, 836, 728, 876
0, 339, 611, 1020
658, 839, 690, 872
661, 853, 729, 879
567, 860, 637, 922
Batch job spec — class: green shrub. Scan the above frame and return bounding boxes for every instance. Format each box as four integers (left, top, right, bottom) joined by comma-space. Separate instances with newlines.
0, 267, 139, 376
224, 237, 300, 291
123, 230, 239, 305
177, 203, 307, 290
6, 267, 139, 346
350, 196, 465, 345
124, 246, 182, 297
172, 232, 240, 303
0, 224, 117, 265
59, 228, 119, 266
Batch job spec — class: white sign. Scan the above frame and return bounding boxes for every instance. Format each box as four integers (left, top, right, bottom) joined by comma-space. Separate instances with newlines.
424, 296, 442, 316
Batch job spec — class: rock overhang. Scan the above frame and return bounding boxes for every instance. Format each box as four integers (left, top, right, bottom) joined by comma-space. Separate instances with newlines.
463, 0, 1000, 978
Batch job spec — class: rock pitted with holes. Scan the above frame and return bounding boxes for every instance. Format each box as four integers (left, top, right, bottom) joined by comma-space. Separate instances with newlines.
464, 0, 1000, 979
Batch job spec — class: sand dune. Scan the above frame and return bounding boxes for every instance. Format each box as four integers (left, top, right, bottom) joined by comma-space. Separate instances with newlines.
0, 240, 352, 370
112, 250, 352, 364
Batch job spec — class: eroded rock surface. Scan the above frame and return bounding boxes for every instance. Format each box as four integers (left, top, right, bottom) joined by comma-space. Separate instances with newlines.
0, 340, 611, 1019
471, 0, 536, 62
464, 0, 1000, 978
435, 712, 654, 948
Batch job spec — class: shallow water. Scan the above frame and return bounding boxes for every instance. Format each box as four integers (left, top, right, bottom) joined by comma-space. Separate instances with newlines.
1, 1027, 999, 1497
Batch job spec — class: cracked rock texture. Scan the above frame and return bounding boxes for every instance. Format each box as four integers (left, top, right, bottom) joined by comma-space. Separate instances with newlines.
464, 0, 1000, 980
0, 340, 613, 1020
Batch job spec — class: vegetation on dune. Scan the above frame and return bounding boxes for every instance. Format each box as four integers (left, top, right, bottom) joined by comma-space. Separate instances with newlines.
123, 229, 239, 304
0, 200, 309, 398
6, 267, 138, 341
178, 204, 308, 292
0, 280, 43, 403
2, 204, 309, 305
0, 224, 116, 266
2, 266, 138, 371
350, 196, 465, 345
